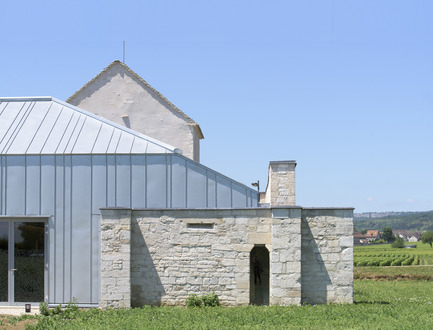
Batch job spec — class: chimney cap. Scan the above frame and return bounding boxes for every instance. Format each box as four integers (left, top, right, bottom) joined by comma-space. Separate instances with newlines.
269, 160, 297, 165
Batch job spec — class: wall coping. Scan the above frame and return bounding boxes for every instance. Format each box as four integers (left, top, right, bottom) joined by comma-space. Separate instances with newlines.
269, 160, 297, 165
300, 207, 355, 210
100, 206, 354, 211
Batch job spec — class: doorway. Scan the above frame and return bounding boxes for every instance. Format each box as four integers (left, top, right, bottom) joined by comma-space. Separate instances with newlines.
0, 220, 46, 305
250, 245, 269, 305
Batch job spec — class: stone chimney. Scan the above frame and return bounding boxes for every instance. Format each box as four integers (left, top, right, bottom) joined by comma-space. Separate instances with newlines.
261, 161, 296, 206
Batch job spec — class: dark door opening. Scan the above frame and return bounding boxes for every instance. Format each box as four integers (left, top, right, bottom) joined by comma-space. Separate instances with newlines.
250, 245, 269, 305
0, 220, 45, 305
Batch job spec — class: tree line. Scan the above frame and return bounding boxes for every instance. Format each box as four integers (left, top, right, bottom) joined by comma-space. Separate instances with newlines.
354, 211, 433, 232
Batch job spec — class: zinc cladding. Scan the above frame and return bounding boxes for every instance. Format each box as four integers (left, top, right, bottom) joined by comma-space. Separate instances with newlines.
0, 97, 177, 155
0, 96, 259, 306
0, 96, 259, 211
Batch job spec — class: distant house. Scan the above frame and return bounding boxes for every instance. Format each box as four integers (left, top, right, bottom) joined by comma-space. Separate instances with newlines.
353, 232, 368, 246
365, 230, 380, 241
67, 61, 204, 162
408, 233, 422, 242
393, 230, 422, 242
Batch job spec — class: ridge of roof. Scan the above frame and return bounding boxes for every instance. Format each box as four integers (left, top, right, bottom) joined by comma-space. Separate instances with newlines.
0, 96, 53, 101
66, 60, 204, 139
0, 96, 181, 154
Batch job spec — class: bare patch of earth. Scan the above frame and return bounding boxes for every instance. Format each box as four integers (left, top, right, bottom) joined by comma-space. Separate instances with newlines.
354, 272, 433, 281
0, 315, 37, 330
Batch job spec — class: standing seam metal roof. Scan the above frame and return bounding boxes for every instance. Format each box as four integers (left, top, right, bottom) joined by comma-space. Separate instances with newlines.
0, 97, 179, 155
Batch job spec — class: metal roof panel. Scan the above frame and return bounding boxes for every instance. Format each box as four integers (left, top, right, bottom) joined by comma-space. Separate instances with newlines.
90, 124, 112, 153
71, 118, 102, 154
115, 132, 135, 153
0, 101, 28, 152
0, 97, 177, 155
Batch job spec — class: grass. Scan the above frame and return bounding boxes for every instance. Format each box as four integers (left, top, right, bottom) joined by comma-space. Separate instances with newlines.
23, 279, 433, 329
4, 242, 432, 329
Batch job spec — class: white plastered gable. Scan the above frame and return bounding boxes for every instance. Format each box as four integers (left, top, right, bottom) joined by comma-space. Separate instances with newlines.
67, 61, 203, 162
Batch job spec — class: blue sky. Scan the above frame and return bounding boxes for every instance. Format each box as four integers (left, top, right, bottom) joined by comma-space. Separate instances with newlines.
1, 0, 432, 213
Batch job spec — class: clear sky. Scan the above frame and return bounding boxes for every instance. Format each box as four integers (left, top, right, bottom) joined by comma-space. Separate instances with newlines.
1, 0, 432, 213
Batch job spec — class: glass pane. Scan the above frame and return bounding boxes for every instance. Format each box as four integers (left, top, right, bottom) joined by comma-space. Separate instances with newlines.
14, 222, 44, 302
0, 222, 8, 302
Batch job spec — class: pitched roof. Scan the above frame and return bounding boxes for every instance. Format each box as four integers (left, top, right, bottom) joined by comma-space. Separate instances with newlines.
366, 230, 380, 237
0, 97, 179, 155
67, 60, 204, 139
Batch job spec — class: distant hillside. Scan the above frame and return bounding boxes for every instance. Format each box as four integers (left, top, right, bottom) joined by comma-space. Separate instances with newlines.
354, 211, 417, 219
354, 211, 433, 232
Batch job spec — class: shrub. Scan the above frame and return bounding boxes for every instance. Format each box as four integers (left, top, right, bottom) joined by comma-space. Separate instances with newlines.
39, 302, 50, 316
38, 299, 80, 319
186, 292, 220, 307
392, 237, 405, 249
202, 292, 220, 307
186, 294, 202, 307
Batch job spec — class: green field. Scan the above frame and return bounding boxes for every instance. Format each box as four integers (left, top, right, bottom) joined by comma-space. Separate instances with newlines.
354, 241, 433, 266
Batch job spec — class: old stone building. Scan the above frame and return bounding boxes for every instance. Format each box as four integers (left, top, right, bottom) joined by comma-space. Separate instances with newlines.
0, 71, 353, 309
67, 61, 203, 162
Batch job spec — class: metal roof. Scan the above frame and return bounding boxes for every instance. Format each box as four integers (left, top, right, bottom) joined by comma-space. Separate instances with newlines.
0, 97, 179, 155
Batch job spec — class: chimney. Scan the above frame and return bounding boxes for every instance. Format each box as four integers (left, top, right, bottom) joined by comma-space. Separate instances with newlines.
262, 161, 296, 206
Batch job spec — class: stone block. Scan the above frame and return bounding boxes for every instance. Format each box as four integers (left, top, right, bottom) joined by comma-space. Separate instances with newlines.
248, 232, 271, 244
340, 236, 353, 247
272, 263, 284, 274
272, 287, 287, 298
236, 295, 249, 305
342, 247, 353, 261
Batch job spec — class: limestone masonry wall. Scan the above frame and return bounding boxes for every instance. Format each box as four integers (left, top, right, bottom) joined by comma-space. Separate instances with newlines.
270, 208, 302, 305
301, 209, 353, 304
100, 209, 131, 308
130, 209, 272, 306
100, 207, 353, 308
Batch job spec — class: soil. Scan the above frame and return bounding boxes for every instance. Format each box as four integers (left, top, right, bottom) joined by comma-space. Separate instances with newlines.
0, 315, 37, 330
354, 272, 433, 281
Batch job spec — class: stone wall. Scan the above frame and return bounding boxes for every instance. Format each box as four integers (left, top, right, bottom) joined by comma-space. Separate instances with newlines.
270, 208, 302, 305
301, 208, 353, 304
99, 207, 353, 308
100, 209, 132, 308
130, 209, 273, 306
